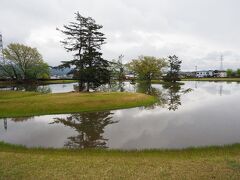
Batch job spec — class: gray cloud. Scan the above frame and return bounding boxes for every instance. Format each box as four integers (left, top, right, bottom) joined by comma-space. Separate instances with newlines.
1, 0, 240, 70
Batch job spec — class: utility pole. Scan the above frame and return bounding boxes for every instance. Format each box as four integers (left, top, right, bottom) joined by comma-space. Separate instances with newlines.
4, 119, 7, 131
219, 85, 223, 96
0, 32, 4, 61
220, 55, 224, 71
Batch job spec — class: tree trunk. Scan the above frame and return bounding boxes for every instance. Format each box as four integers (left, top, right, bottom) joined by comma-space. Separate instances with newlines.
86, 82, 90, 92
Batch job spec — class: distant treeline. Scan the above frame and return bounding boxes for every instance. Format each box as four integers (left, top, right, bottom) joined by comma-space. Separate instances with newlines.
226, 69, 240, 77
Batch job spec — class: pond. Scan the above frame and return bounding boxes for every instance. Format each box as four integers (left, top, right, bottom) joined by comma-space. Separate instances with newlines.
0, 82, 79, 93
1, 81, 240, 150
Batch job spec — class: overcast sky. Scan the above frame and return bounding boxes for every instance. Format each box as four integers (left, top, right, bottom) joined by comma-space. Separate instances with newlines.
1, 0, 240, 70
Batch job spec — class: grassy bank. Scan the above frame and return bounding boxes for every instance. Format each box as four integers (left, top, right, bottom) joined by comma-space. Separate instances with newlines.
0, 142, 240, 179
151, 80, 185, 85
181, 77, 240, 82
0, 79, 78, 86
0, 91, 156, 118
0, 81, 17, 85
134, 80, 184, 85
39, 79, 78, 84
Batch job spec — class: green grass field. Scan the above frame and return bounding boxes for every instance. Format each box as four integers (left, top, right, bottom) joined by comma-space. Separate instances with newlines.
39, 79, 78, 84
0, 79, 78, 86
0, 81, 17, 85
181, 77, 240, 82
0, 142, 240, 179
0, 91, 156, 118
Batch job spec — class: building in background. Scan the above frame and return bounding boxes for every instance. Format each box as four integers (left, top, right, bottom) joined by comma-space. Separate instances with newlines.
195, 70, 214, 78
213, 70, 227, 78
180, 70, 227, 78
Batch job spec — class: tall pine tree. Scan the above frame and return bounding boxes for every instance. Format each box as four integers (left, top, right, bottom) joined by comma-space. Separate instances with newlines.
58, 12, 110, 91
164, 55, 182, 82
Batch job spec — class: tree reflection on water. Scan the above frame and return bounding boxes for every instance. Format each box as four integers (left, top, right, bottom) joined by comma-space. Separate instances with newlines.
53, 82, 192, 149
0, 84, 51, 93
1, 82, 192, 145
136, 82, 192, 111
162, 83, 182, 111
52, 112, 118, 149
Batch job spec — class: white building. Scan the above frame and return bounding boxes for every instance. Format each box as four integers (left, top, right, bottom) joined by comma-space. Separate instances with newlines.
195, 70, 214, 78
194, 70, 227, 78
214, 70, 227, 78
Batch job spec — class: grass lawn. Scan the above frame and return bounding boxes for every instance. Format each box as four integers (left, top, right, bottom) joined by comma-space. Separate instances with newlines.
0, 79, 78, 86
0, 81, 17, 85
135, 80, 183, 84
39, 79, 78, 84
0, 142, 240, 179
0, 91, 156, 118
181, 77, 240, 82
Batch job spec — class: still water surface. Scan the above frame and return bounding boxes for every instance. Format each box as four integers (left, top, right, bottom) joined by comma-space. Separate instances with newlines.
0, 82, 78, 93
1, 81, 240, 149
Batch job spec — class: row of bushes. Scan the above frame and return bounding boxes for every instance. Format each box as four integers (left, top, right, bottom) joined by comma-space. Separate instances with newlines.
226, 69, 240, 77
